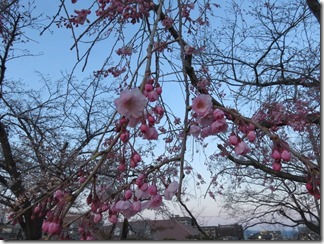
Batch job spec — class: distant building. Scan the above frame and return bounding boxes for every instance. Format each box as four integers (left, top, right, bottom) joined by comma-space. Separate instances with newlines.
201, 223, 244, 240
98, 216, 201, 240
247, 230, 283, 240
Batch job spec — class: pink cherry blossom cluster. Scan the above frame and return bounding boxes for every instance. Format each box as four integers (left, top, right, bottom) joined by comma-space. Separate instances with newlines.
270, 141, 291, 172
228, 133, 250, 156
162, 16, 174, 29
94, 66, 126, 78
41, 189, 70, 236
195, 77, 211, 94
69, 9, 91, 27
116, 46, 133, 56
112, 176, 178, 220
306, 174, 320, 200
93, 174, 179, 223
188, 94, 228, 138
228, 121, 257, 156
143, 78, 163, 102
114, 80, 164, 143
77, 168, 87, 184
114, 88, 147, 141
181, 3, 195, 19
95, 0, 154, 24
252, 100, 319, 133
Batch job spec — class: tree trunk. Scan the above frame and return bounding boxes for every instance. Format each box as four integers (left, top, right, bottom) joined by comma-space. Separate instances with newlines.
19, 208, 43, 240
120, 218, 128, 240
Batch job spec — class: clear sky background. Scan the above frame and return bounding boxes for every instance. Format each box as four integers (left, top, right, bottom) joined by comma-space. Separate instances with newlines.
4, 0, 283, 230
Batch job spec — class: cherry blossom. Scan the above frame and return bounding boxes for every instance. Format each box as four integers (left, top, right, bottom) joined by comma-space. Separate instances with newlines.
164, 181, 179, 200
271, 149, 281, 160
192, 94, 213, 116
213, 109, 225, 120
143, 126, 158, 140
148, 193, 163, 209
114, 88, 147, 124
229, 134, 239, 145
124, 190, 132, 200
210, 118, 228, 134
247, 130, 256, 142
196, 110, 214, 127
281, 150, 291, 161
93, 213, 102, 223
234, 141, 250, 155
272, 161, 282, 172
114, 200, 139, 219
108, 214, 117, 224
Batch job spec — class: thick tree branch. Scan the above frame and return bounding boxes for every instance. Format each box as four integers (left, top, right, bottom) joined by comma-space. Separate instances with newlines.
0, 122, 24, 196
306, 0, 321, 23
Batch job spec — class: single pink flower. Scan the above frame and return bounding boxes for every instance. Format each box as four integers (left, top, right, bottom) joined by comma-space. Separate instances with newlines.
54, 190, 64, 200
120, 130, 130, 143
156, 86, 162, 95
114, 200, 139, 219
234, 141, 250, 155
164, 181, 179, 200
197, 110, 214, 127
79, 176, 86, 183
229, 135, 239, 145
144, 126, 158, 140
114, 88, 147, 121
118, 163, 126, 172
115, 200, 131, 211
271, 149, 281, 160
135, 188, 147, 199
140, 123, 149, 133
135, 178, 144, 187
148, 185, 158, 195
192, 94, 212, 116
144, 90, 159, 102
101, 203, 109, 212
281, 150, 291, 161
132, 201, 142, 212
140, 183, 149, 191
130, 159, 138, 168
149, 194, 162, 209
210, 118, 228, 134
34, 206, 41, 214
155, 106, 164, 116
306, 181, 313, 192
93, 213, 102, 223
124, 190, 133, 200
42, 220, 50, 233
213, 109, 225, 120
48, 222, 61, 235
144, 83, 154, 92
108, 214, 117, 224
272, 161, 282, 172
132, 153, 141, 163
247, 130, 256, 142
